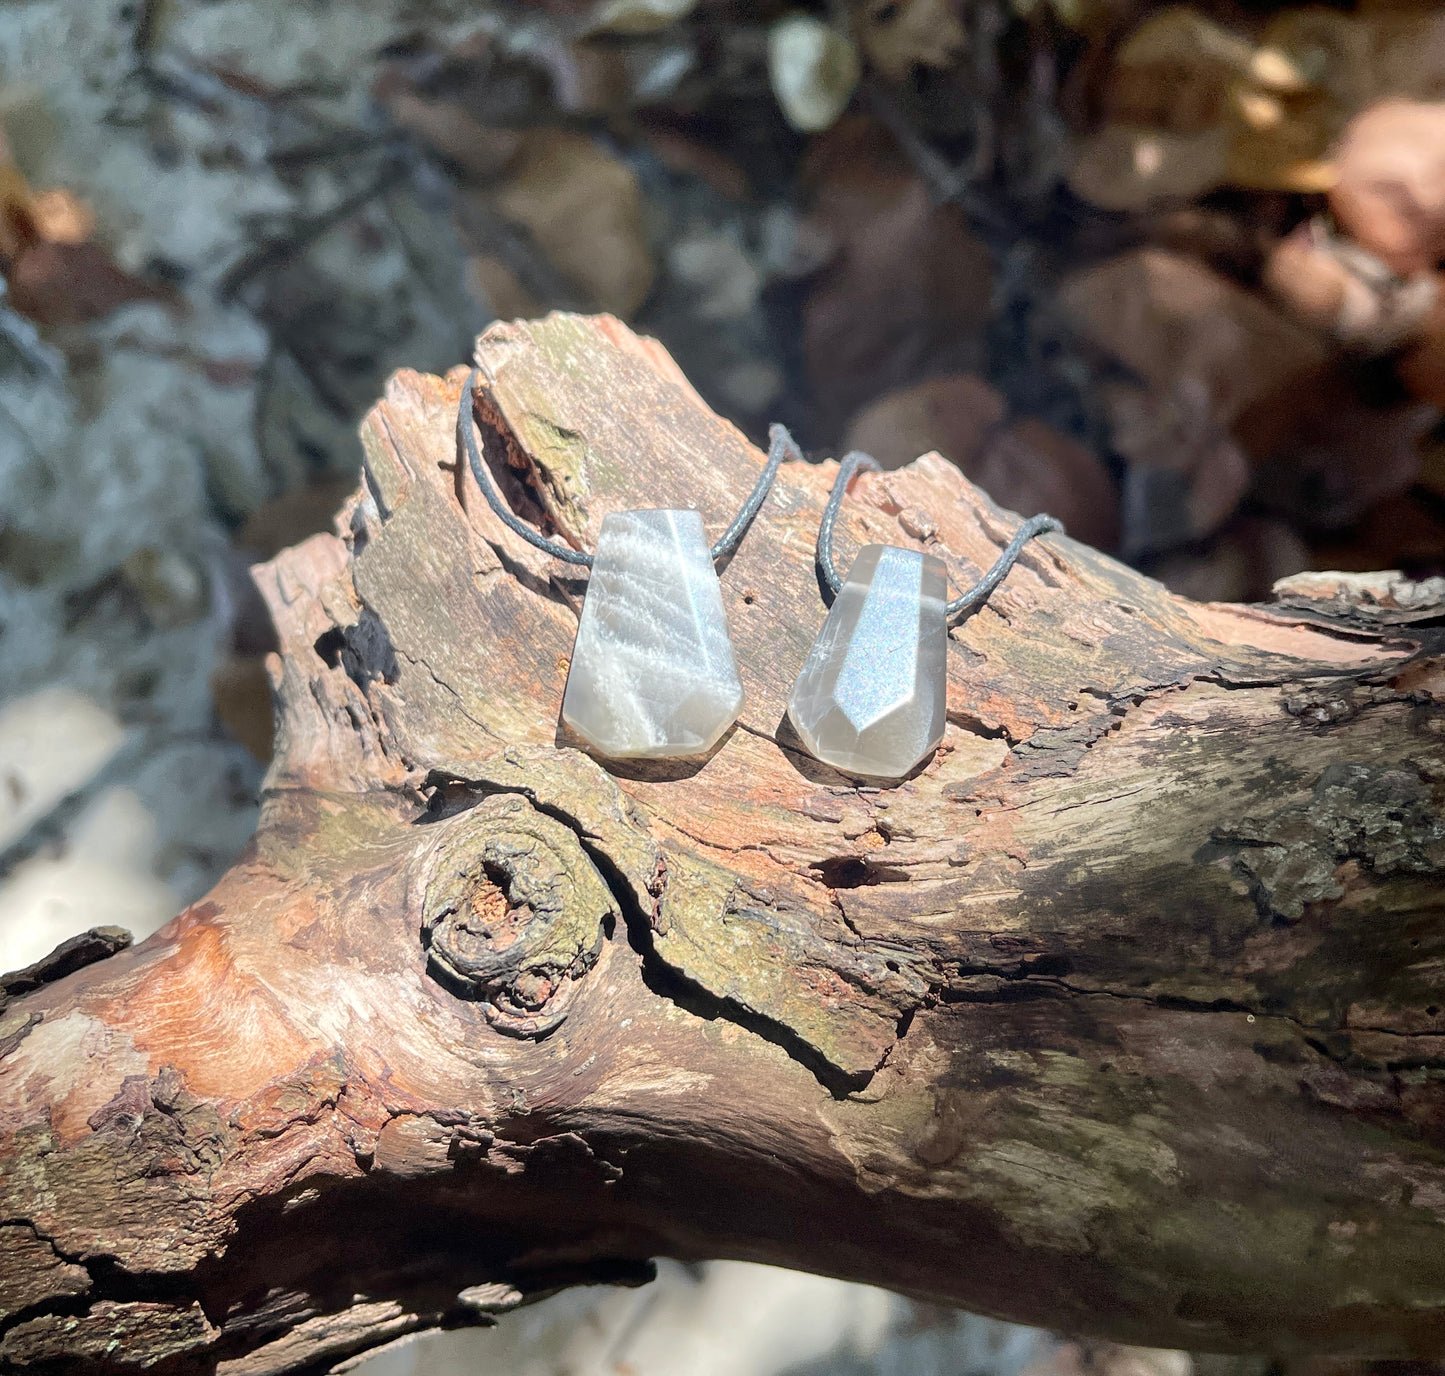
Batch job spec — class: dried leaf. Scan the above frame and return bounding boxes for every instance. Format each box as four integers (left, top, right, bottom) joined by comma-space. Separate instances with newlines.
494, 129, 655, 318
844, 374, 1005, 471
1069, 125, 1228, 210
1311, 490, 1445, 577
976, 417, 1119, 552
27, 188, 92, 245
768, 15, 861, 134
1240, 362, 1432, 530
1060, 249, 1328, 425
211, 654, 274, 764
801, 117, 993, 436
6, 239, 169, 326
1396, 273, 1445, 407
1330, 100, 1445, 276
843, 376, 1118, 550
1155, 517, 1312, 605
1263, 220, 1439, 353
1107, 377, 1252, 554
468, 255, 544, 321
852, 0, 966, 87
1106, 7, 1250, 133
589, 0, 698, 36
385, 92, 523, 181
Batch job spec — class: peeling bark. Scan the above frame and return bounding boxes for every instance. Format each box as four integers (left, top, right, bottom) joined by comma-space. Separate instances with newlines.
2, 314, 1444, 1373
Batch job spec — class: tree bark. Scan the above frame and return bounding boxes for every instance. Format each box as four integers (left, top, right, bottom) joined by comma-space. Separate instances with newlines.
3, 313, 1444, 1375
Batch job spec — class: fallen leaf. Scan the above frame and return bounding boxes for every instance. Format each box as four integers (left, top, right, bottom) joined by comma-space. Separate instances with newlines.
801, 117, 993, 437
211, 654, 274, 764
1104, 7, 1250, 134
384, 91, 523, 181
768, 15, 861, 134
974, 418, 1119, 552
589, 0, 697, 36
27, 188, 92, 245
494, 128, 655, 317
1060, 248, 1328, 425
844, 374, 1005, 470
843, 375, 1118, 549
236, 475, 360, 560
1240, 361, 1432, 531
1107, 377, 1252, 555
468, 255, 544, 321
1263, 219, 1439, 353
852, 0, 966, 87
1069, 125, 1228, 210
1154, 516, 1312, 605
6, 239, 170, 326
1311, 490, 1445, 578
1330, 100, 1445, 276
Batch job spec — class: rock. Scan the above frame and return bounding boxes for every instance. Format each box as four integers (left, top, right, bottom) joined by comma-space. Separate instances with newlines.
1330, 100, 1445, 276
788, 544, 946, 780
560, 510, 744, 760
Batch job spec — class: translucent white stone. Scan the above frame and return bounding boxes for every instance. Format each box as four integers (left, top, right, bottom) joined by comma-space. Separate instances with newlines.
561, 510, 744, 759
787, 544, 947, 779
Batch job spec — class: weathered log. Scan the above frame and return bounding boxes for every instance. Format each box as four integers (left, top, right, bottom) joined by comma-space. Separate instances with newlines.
2, 313, 1444, 1375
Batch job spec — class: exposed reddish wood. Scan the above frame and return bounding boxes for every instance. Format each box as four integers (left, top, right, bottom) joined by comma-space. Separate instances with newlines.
2, 314, 1444, 1374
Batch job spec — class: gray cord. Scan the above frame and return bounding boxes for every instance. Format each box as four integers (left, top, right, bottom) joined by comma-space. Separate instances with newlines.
817, 444, 1064, 620
711, 422, 795, 562
459, 369, 592, 566
458, 370, 788, 570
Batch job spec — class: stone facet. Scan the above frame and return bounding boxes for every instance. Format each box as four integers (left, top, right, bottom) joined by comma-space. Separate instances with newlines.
561, 509, 744, 759
787, 543, 947, 779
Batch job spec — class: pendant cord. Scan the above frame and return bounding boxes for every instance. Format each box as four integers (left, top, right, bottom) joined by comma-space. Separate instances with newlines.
818, 445, 1065, 620
459, 369, 788, 570
459, 369, 593, 566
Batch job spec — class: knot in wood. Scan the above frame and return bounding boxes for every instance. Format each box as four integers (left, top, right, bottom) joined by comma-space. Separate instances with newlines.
420, 793, 616, 1037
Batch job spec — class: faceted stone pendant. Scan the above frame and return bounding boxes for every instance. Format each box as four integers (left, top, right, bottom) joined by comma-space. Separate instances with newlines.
787, 544, 948, 779
561, 509, 744, 759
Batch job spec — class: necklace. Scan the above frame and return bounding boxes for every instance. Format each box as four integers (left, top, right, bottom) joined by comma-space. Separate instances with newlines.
459, 371, 784, 761
787, 449, 1062, 780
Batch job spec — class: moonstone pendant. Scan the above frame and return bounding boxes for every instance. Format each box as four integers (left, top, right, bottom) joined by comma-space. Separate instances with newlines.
787, 544, 948, 779
561, 509, 744, 759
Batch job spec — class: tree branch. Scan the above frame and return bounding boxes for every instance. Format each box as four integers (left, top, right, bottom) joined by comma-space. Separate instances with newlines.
2, 314, 1443, 1374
